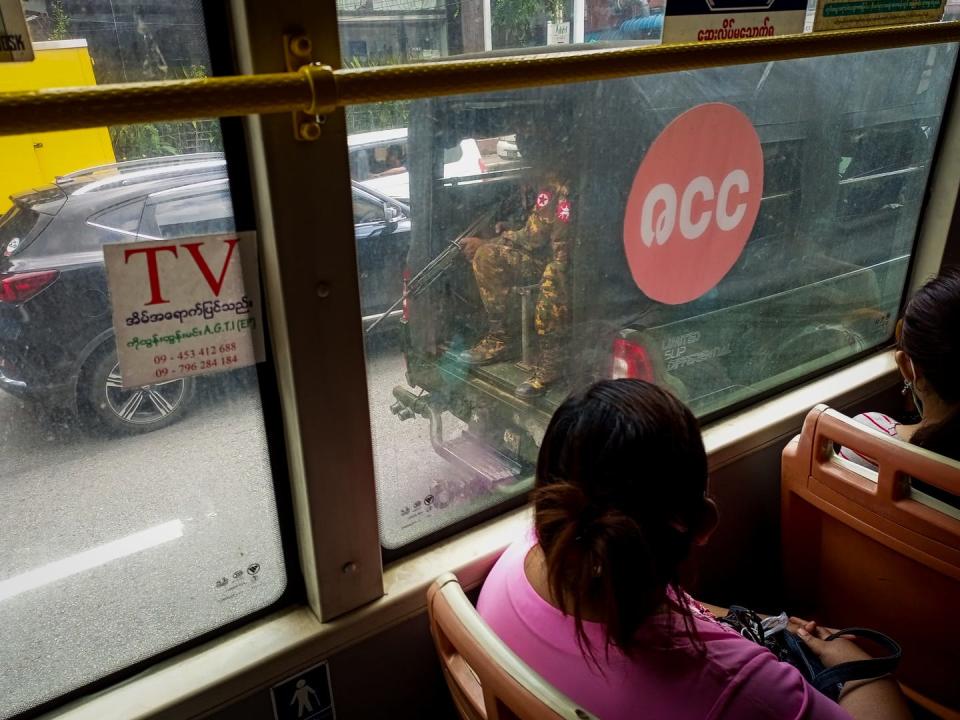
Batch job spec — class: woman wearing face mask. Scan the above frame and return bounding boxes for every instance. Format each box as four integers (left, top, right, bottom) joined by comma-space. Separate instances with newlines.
840, 269, 960, 503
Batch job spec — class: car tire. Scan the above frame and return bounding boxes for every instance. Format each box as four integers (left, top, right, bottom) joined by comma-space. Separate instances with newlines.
79, 341, 195, 435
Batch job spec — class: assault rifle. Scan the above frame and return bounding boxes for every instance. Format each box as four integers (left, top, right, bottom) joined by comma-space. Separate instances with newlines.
365, 207, 497, 333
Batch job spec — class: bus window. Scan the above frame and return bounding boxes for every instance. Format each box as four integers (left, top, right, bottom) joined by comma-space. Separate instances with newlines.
336, 0, 663, 67
0, 8, 288, 719
356, 44, 957, 551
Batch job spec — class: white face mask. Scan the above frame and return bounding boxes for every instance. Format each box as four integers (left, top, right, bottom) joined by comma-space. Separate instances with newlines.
907, 357, 924, 418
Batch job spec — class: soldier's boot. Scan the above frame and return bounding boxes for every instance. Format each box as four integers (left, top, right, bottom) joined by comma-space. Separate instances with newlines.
515, 336, 565, 398
458, 328, 517, 366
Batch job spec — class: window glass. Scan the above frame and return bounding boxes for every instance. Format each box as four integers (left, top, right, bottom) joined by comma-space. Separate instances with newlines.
336, 0, 663, 137
354, 193, 385, 224
145, 189, 236, 239
0, 204, 52, 257
356, 44, 957, 550
87, 199, 146, 235
336, 0, 652, 70
1, 6, 285, 718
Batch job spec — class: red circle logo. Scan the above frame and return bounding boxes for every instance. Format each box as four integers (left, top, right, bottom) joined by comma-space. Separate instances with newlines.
623, 103, 763, 305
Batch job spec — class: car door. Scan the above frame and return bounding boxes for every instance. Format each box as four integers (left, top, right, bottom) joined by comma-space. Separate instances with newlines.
353, 185, 410, 321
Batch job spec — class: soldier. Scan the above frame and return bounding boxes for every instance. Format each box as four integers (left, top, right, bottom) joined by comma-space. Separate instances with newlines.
458, 128, 572, 398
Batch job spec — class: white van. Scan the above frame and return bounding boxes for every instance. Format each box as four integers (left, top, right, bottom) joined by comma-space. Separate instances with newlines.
348, 128, 486, 203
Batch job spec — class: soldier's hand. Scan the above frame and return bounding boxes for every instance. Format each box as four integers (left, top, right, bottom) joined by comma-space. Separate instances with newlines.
461, 236, 485, 262
495, 222, 510, 234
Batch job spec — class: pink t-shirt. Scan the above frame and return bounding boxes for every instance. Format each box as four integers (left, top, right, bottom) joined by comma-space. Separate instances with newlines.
477, 532, 853, 720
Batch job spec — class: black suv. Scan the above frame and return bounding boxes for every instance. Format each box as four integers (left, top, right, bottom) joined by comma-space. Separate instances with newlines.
0, 153, 410, 433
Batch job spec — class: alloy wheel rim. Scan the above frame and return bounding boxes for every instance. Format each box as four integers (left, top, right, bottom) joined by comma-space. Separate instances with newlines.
103, 364, 186, 425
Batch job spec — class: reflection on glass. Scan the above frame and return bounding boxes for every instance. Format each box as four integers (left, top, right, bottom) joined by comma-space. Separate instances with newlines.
356, 45, 958, 549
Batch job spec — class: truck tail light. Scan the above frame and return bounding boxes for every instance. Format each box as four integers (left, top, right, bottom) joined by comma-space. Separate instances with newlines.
611, 337, 655, 381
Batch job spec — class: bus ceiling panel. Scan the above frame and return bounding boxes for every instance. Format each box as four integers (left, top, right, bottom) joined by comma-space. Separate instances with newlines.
0, 23, 960, 136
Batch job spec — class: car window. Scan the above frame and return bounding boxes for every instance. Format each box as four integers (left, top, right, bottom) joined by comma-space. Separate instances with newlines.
87, 199, 146, 235
354, 193, 385, 224
143, 190, 235, 239
350, 149, 372, 180
443, 144, 463, 164
0, 204, 50, 257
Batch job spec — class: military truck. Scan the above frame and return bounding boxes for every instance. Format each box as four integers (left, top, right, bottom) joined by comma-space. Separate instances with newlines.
384, 44, 956, 509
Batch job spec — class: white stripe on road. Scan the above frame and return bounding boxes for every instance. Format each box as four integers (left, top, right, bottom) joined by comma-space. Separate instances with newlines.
0, 520, 184, 601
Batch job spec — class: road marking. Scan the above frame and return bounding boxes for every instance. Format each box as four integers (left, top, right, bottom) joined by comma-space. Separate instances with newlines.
0, 519, 184, 601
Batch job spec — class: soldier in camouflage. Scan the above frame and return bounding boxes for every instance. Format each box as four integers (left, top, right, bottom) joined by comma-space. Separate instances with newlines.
458, 172, 572, 398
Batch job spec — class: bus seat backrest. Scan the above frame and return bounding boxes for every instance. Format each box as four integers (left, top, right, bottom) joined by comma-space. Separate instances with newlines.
781, 405, 960, 715
426, 573, 597, 720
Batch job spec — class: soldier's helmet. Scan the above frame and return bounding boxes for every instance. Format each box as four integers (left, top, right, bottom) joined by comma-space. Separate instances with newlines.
513, 91, 575, 175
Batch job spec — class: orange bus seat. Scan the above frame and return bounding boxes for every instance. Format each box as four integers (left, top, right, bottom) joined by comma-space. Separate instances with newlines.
426, 573, 597, 720
781, 405, 960, 715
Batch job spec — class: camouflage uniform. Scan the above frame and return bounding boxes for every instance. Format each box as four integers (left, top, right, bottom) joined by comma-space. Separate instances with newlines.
460, 176, 572, 397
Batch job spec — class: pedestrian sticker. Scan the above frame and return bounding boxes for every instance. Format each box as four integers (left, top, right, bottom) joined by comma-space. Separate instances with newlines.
0, 0, 34, 62
271, 661, 335, 720
660, 0, 806, 44
623, 103, 763, 305
102, 231, 266, 387
812, 0, 944, 30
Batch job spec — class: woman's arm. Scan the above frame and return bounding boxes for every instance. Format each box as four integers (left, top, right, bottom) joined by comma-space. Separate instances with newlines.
793, 620, 911, 720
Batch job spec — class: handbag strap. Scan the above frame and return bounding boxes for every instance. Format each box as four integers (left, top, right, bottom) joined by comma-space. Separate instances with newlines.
811, 628, 902, 696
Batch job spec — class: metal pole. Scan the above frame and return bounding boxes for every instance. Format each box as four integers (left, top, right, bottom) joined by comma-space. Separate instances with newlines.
573, 0, 585, 43
483, 0, 493, 51
1, 22, 959, 134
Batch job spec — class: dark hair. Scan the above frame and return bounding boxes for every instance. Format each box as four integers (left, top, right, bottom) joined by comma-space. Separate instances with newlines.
532, 379, 712, 661
899, 267, 960, 459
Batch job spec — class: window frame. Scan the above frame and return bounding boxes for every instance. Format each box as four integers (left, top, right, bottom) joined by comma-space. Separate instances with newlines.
233, 0, 384, 622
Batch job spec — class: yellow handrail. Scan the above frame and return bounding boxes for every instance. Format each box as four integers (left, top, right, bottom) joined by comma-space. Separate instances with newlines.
0, 21, 958, 135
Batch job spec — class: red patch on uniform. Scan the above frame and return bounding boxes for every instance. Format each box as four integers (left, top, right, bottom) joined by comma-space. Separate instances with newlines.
536, 191, 553, 209
556, 199, 571, 223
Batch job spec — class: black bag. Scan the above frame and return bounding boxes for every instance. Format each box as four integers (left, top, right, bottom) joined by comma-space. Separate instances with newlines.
717, 606, 902, 702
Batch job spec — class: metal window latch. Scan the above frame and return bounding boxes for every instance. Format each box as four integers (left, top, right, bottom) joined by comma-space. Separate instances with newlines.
283, 32, 334, 142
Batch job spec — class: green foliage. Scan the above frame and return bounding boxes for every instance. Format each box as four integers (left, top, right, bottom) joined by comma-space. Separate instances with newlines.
493, 0, 564, 46
109, 124, 177, 162
48, 0, 70, 41
109, 120, 224, 161
343, 55, 411, 134
108, 65, 223, 161
346, 103, 410, 134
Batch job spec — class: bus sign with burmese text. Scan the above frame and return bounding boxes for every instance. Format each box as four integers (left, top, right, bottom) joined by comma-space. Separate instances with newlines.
660, 0, 806, 44
103, 232, 265, 387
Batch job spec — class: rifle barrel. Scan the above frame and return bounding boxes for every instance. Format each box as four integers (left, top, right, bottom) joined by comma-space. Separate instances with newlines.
363, 207, 495, 334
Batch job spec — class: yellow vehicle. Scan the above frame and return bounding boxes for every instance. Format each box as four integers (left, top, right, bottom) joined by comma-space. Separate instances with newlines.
0, 39, 113, 212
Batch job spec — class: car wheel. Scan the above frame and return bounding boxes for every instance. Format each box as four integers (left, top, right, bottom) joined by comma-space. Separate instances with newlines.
80, 343, 194, 435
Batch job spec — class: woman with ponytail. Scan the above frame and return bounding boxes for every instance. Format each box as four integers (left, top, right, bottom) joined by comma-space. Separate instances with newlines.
840, 268, 960, 505
478, 379, 909, 719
